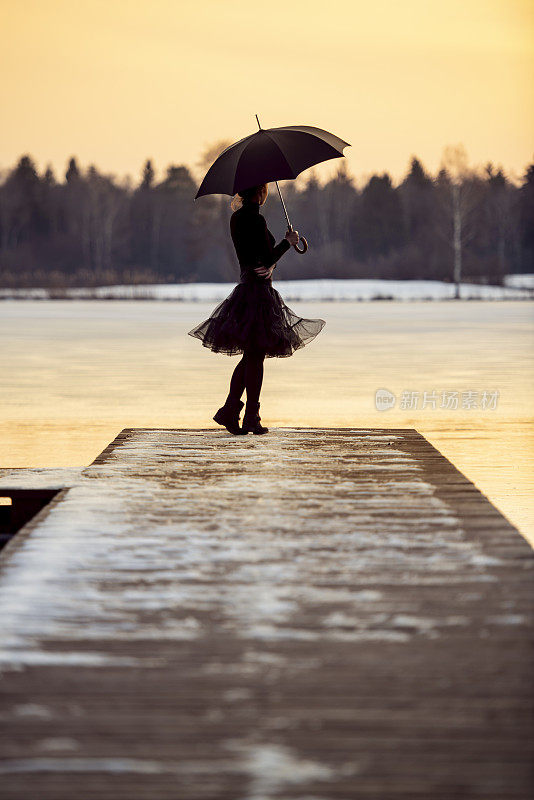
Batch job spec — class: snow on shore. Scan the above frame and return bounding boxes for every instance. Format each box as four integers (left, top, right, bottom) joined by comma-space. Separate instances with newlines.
504, 274, 534, 290
0, 276, 532, 302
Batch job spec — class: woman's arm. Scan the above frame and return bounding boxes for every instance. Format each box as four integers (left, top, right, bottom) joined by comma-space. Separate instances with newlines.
252, 214, 291, 269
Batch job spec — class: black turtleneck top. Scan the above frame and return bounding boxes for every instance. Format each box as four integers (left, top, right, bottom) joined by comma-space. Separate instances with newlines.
230, 199, 291, 282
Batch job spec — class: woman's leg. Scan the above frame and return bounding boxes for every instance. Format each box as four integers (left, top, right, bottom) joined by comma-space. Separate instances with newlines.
225, 353, 247, 405
244, 348, 265, 408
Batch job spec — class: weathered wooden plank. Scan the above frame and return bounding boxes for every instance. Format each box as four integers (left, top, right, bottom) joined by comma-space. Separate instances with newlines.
0, 428, 532, 799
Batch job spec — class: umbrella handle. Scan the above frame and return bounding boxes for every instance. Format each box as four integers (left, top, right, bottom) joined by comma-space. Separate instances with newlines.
287, 224, 308, 255
295, 237, 308, 254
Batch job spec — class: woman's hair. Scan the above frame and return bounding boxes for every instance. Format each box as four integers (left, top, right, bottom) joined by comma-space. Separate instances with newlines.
230, 183, 267, 211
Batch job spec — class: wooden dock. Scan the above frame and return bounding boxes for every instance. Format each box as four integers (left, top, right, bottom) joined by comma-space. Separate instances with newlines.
0, 428, 533, 799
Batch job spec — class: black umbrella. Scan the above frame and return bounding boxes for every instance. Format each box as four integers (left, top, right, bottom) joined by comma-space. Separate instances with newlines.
194, 115, 350, 254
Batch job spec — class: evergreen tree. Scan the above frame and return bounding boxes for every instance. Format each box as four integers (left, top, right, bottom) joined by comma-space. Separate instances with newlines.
357, 173, 405, 260
140, 159, 155, 190
518, 163, 534, 272
398, 157, 439, 278
65, 157, 80, 184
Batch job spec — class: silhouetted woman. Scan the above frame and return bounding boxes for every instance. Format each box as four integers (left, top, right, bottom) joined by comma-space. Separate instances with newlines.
188, 183, 325, 435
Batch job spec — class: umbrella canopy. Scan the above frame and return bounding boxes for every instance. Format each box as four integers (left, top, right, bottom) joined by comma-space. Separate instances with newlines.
194, 124, 351, 199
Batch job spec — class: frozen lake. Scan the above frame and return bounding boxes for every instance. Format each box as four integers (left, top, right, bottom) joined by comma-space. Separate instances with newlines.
1, 299, 533, 545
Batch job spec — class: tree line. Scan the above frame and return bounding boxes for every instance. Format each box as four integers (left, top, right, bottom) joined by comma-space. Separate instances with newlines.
0, 144, 532, 290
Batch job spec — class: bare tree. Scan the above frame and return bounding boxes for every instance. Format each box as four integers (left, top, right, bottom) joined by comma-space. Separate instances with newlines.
195, 139, 236, 277
195, 139, 232, 179
435, 145, 479, 298
84, 167, 127, 272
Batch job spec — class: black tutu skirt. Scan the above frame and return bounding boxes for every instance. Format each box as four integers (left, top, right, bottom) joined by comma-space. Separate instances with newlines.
188, 279, 326, 358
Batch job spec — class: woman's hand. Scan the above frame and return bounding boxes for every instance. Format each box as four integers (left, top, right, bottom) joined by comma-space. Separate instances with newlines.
285, 229, 299, 246
254, 264, 275, 279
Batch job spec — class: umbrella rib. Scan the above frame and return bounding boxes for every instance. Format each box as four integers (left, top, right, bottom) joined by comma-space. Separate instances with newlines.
262, 130, 298, 177
232, 143, 251, 195
221, 139, 252, 196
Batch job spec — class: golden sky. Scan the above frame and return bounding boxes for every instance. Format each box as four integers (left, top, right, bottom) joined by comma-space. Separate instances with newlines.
1, 0, 533, 187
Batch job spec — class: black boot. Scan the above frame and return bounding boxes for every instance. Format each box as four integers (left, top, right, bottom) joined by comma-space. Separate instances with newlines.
241, 401, 269, 435
213, 398, 245, 435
